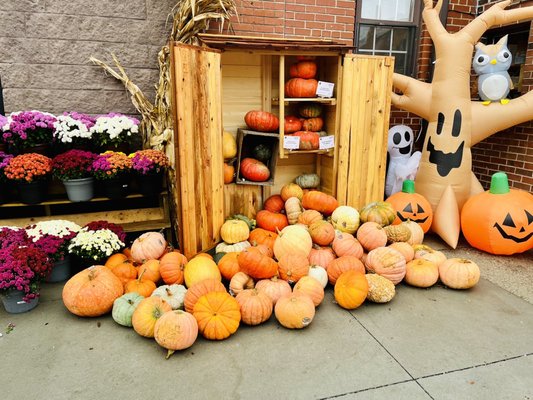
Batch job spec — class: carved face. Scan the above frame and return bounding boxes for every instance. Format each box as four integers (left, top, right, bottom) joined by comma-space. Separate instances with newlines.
493, 210, 533, 243
426, 110, 465, 177
386, 188, 434, 233
388, 125, 414, 159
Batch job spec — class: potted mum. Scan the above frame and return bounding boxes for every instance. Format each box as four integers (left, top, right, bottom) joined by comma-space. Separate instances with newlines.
53, 112, 96, 151
1, 110, 57, 154
26, 220, 81, 282
0, 151, 14, 204
131, 149, 170, 196
92, 151, 133, 199
3, 153, 52, 204
52, 149, 98, 202
91, 113, 140, 153
0, 114, 7, 151
68, 227, 125, 271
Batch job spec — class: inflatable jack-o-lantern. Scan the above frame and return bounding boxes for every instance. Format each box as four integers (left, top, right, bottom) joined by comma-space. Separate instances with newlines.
461, 172, 533, 255
386, 180, 433, 233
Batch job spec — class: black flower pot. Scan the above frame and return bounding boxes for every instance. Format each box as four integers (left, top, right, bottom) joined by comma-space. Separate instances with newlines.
100, 176, 130, 199
17, 180, 48, 204
136, 172, 164, 196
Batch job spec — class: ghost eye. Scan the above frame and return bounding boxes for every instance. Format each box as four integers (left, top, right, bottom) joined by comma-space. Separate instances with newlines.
476, 54, 490, 66
497, 50, 511, 63
404, 131, 411, 141
393, 132, 401, 145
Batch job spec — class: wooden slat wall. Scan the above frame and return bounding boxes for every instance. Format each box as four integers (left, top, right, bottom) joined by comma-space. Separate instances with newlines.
337, 55, 394, 209
224, 184, 262, 219
172, 43, 224, 258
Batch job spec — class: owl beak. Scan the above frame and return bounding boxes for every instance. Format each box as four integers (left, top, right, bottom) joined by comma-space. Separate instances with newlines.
490, 59, 497, 65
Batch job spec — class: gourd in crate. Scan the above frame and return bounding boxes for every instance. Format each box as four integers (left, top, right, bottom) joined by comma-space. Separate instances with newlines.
240, 158, 270, 182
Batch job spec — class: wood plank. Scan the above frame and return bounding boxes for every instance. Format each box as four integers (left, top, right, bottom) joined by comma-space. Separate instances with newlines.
224, 184, 262, 219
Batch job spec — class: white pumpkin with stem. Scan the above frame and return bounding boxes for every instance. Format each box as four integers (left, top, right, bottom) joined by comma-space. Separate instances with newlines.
151, 284, 188, 310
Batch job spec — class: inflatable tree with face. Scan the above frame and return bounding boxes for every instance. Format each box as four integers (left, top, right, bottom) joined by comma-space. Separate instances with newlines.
392, 0, 533, 248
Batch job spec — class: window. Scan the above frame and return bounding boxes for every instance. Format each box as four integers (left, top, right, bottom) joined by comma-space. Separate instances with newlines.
355, 0, 421, 76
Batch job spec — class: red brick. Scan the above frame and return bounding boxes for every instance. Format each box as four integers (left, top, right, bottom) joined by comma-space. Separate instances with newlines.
305, 21, 326, 29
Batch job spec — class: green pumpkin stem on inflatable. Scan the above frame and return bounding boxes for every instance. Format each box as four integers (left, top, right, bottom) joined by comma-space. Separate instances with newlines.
489, 172, 510, 195
401, 179, 416, 194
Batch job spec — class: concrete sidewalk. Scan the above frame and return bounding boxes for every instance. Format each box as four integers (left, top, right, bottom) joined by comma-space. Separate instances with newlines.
1, 235, 532, 400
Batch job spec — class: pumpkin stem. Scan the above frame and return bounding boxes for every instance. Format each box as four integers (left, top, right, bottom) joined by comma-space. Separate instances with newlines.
138, 269, 146, 282
165, 287, 172, 296
165, 349, 175, 359
402, 180, 416, 194
489, 172, 510, 195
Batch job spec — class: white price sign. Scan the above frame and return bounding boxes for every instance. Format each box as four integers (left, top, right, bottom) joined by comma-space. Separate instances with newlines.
319, 135, 335, 150
284, 135, 300, 150
316, 81, 334, 98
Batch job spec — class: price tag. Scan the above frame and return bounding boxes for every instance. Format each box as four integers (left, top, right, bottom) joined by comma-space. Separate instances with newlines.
284, 135, 300, 150
316, 81, 334, 98
319, 135, 335, 150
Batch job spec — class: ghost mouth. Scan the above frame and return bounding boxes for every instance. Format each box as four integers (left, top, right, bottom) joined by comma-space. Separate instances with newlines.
398, 145, 411, 155
493, 223, 533, 243
427, 137, 465, 177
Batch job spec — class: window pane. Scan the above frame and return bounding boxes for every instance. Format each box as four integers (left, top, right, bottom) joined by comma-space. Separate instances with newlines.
375, 27, 391, 51
396, 0, 414, 21
379, 0, 397, 21
392, 27, 409, 51
358, 25, 375, 50
361, 0, 379, 20
392, 52, 407, 74
361, 0, 414, 22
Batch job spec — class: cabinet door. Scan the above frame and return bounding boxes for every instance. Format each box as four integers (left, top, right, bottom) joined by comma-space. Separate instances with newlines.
336, 54, 394, 208
171, 43, 224, 258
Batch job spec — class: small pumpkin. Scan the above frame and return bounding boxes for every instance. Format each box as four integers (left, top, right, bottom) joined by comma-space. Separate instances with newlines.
264, 194, 285, 213
284, 115, 303, 133
301, 117, 324, 132
151, 284, 188, 310
184, 256, 221, 288
359, 201, 396, 227
112, 292, 144, 327
308, 220, 335, 246
330, 206, 360, 234
274, 293, 316, 329
280, 183, 304, 201
414, 245, 447, 267
256, 210, 289, 232
327, 255, 365, 285
302, 190, 339, 216
289, 61, 317, 79
235, 289, 273, 325
365, 274, 396, 303
307, 265, 328, 288
132, 296, 172, 338
131, 232, 167, 263
223, 131, 237, 159
105, 253, 129, 269
240, 158, 270, 182
298, 209, 323, 226
356, 222, 388, 252
137, 259, 161, 283
183, 279, 227, 313
248, 228, 278, 252
255, 276, 292, 305
285, 78, 318, 98
293, 276, 324, 306
273, 225, 313, 260
193, 291, 241, 340
365, 247, 406, 285
109, 260, 137, 286
285, 196, 304, 225
308, 245, 336, 269
332, 231, 364, 258
159, 251, 187, 285
244, 110, 279, 132
402, 220, 425, 245
215, 240, 251, 254
229, 271, 255, 296
404, 259, 439, 288
438, 258, 481, 289
217, 252, 240, 281
290, 131, 319, 150
387, 242, 415, 262
220, 219, 250, 244
224, 162, 235, 184
124, 270, 157, 297
252, 143, 272, 162
277, 252, 310, 284
385, 180, 434, 233
237, 247, 278, 280
154, 310, 198, 358
295, 173, 320, 189
299, 103, 323, 118
334, 270, 368, 310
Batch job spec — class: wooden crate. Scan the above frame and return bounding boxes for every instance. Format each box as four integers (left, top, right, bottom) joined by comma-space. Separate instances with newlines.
235, 129, 279, 186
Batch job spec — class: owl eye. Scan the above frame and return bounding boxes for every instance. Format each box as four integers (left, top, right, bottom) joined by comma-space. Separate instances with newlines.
475, 54, 490, 66
497, 50, 511, 63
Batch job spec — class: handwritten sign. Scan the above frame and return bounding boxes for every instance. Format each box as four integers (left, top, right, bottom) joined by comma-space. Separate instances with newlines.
319, 135, 335, 150
284, 135, 300, 150
316, 81, 334, 98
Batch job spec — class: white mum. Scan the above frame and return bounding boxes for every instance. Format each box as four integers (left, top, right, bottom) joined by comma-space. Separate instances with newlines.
91, 115, 139, 140
68, 228, 125, 260
53, 115, 92, 143
26, 220, 82, 241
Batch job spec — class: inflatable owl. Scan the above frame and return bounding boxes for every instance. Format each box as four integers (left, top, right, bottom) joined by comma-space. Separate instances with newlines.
385, 125, 421, 197
473, 35, 513, 105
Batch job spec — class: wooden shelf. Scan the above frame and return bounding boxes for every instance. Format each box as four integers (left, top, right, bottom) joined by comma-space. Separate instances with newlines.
0, 192, 156, 208
272, 97, 336, 106
283, 149, 334, 155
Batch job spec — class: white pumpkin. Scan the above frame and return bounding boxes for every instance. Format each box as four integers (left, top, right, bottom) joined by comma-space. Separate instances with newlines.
273, 225, 312, 260
151, 284, 187, 310
330, 206, 360, 234
308, 265, 328, 288
215, 240, 251, 254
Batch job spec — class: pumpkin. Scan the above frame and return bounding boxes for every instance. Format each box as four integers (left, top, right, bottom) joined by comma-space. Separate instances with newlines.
299, 103, 323, 118
252, 143, 272, 162
404, 259, 439, 288
220, 219, 250, 244
105, 253, 129, 269
385, 180, 434, 233
235, 289, 273, 325
159, 251, 187, 285
285, 196, 304, 225
183, 279, 227, 313
302, 117, 324, 132
387, 242, 415, 262
277, 252, 310, 284
244, 110, 279, 132
132, 296, 172, 338
327, 255, 365, 285
63, 265, 124, 317
414, 245, 447, 267
302, 190, 338, 216
122, 247, 135, 263
461, 172, 533, 255
184, 256, 221, 288
293, 276, 324, 306
255, 276, 292, 305
383, 224, 412, 244
280, 183, 304, 201
290, 131, 319, 150
154, 310, 198, 358
229, 271, 255, 296
330, 206, 360, 234
137, 259, 161, 283
274, 293, 316, 329
365, 247, 406, 285
112, 292, 144, 327
285, 78, 318, 98
289, 61, 317, 79
240, 158, 270, 182
308, 220, 335, 246
284, 115, 303, 133
215, 240, 251, 254
264, 194, 285, 213
109, 260, 137, 286
151, 284, 188, 310
359, 201, 396, 227
356, 222, 388, 252
298, 209, 323, 226
130, 232, 167, 263
124, 270, 157, 297
438, 258, 480, 289
223, 131, 237, 159
193, 291, 241, 340
248, 228, 278, 251
365, 274, 396, 303
332, 231, 364, 258
217, 252, 240, 281
224, 163, 235, 184
237, 247, 278, 279
334, 270, 368, 310
402, 220, 425, 245
307, 265, 328, 288
308, 245, 336, 269
256, 210, 289, 232
273, 225, 313, 260
294, 173, 320, 189
229, 214, 256, 230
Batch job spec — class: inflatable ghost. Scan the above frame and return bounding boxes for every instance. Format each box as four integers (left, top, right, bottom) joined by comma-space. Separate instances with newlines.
385, 125, 422, 197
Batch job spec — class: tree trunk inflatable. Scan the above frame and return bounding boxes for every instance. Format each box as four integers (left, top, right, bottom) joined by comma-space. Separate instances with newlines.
392, 0, 533, 248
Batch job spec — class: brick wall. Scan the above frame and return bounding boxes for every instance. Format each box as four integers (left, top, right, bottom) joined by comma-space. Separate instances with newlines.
0, 0, 177, 115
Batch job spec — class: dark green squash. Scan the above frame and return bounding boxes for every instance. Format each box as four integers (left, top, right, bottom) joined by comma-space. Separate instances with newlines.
252, 144, 272, 162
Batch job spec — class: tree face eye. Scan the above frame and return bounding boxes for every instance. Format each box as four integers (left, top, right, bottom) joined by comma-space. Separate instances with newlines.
476, 54, 490, 66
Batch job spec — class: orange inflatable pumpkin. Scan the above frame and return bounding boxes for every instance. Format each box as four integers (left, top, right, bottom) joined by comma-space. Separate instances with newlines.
386, 180, 434, 233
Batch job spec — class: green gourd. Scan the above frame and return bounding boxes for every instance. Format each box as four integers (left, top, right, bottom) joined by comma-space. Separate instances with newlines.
252, 144, 272, 162
112, 292, 144, 327
295, 173, 320, 188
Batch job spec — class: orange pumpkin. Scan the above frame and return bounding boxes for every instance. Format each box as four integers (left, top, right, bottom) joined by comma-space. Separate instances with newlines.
327, 255, 365, 285
308, 220, 335, 246
248, 228, 278, 252
217, 252, 240, 281
244, 110, 279, 132
277, 252, 310, 284
224, 162, 235, 184
289, 61, 317, 79
385, 180, 434, 233
302, 190, 339, 216
184, 256, 221, 288
62, 265, 124, 317
193, 292, 241, 340
332, 231, 364, 259
132, 296, 172, 338
256, 210, 289, 232
291, 131, 319, 150
334, 270, 368, 310
297, 209, 323, 226
131, 232, 167, 263
109, 261, 138, 286
284, 115, 303, 133
122, 247, 135, 263
154, 310, 198, 358
124, 270, 157, 297
105, 253, 129, 269
280, 183, 304, 202
237, 247, 278, 279
308, 245, 336, 269
263, 194, 285, 213
285, 78, 318, 98
273, 225, 313, 260
365, 247, 406, 285
235, 289, 273, 325
438, 258, 480, 289
229, 271, 255, 296
293, 276, 324, 306
137, 259, 161, 283
404, 259, 439, 288
387, 242, 415, 262
301, 117, 324, 132
356, 222, 388, 252
159, 251, 187, 285
183, 279, 227, 313
255, 276, 292, 305
274, 293, 316, 329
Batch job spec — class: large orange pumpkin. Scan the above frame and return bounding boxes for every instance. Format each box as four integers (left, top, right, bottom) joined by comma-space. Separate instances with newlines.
308, 220, 335, 246
274, 293, 316, 329
285, 78, 318, 98
63, 265, 124, 317
263, 194, 285, 213
327, 255, 366, 285
217, 252, 240, 281
334, 270, 368, 310
193, 291, 241, 340
235, 289, 273, 325
237, 246, 278, 279
302, 190, 339, 216
293, 276, 324, 306
159, 251, 187, 285
132, 296, 172, 338
244, 110, 279, 132
248, 228, 278, 252
255, 276, 292, 305
291, 131, 320, 150
256, 210, 289, 232
183, 279, 227, 313
289, 61, 317, 79
184, 256, 221, 288
356, 222, 388, 252
154, 310, 198, 359
277, 252, 310, 284
385, 180, 434, 233
273, 225, 313, 260
131, 232, 167, 263
332, 231, 364, 259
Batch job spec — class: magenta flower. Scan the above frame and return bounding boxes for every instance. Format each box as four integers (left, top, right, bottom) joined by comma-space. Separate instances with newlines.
3, 111, 57, 150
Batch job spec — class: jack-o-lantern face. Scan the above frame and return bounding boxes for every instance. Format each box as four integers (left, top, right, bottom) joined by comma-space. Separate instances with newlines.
385, 180, 434, 233
426, 110, 465, 177
493, 210, 533, 243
